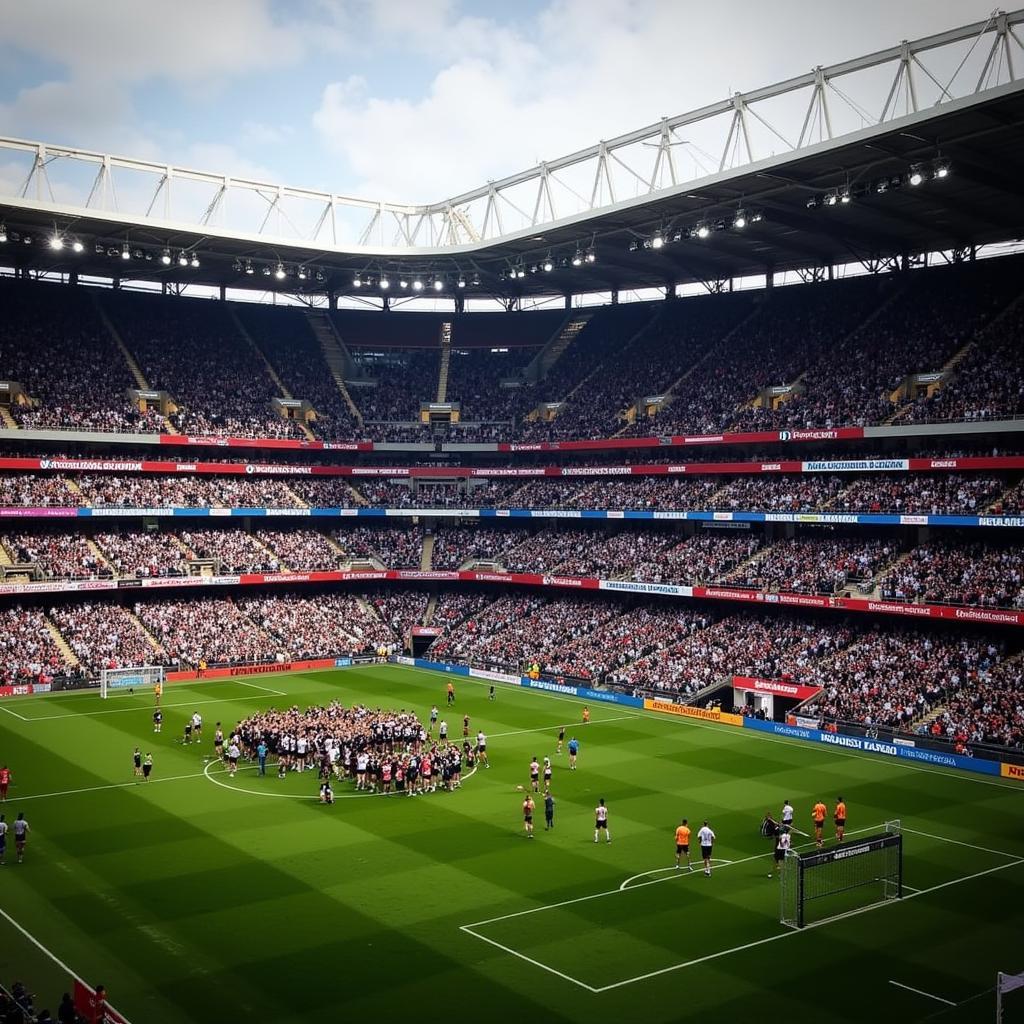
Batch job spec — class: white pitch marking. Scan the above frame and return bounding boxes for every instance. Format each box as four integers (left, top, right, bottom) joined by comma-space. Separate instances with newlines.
888, 981, 956, 1006
235, 680, 287, 696
0, 704, 29, 721
900, 826, 1024, 862
13, 769, 213, 803
619, 860, 734, 891
459, 926, 598, 992
17, 692, 287, 722
489, 715, 637, 739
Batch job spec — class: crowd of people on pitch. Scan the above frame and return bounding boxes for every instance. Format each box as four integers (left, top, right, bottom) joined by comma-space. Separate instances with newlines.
231, 701, 474, 797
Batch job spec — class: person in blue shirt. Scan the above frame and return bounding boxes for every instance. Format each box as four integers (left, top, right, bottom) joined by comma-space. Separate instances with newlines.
257, 741, 268, 776
568, 736, 579, 771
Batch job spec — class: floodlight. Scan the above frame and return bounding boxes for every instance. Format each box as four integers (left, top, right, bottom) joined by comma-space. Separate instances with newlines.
352, 274, 361, 287
297, 267, 307, 281
190, 253, 200, 268
178, 251, 189, 267
275, 264, 286, 280
49, 235, 64, 251
571, 250, 583, 266
585, 248, 596, 263
399, 278, 408, 289
695, 223, 710, 239
245, 261, 254, 275
457, 276, 466, 288
908, 164, 925, 186
161, 249, 172, 265
121, 243, 131, 260
824, 191, 838, 206
650, 234, 664, 249
933, 158, 950, 179
0, 224, 6, 243
733, 210, 747, 229
413, 278, 424, 291
433, 278, 444, 291
379, 275, 389, 289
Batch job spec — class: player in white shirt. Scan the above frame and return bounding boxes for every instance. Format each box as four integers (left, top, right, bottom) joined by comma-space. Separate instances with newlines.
593, 798, 611, 843
356, 752, 370, 789
769, 826, 792, 879
0, 814, 7, 865
296, 736, 308, 773
781, 799, 794, 830
191, 712, 203, 740
697, 820, 716, 875
476, 731, 489, 768
13, 813, 29, 863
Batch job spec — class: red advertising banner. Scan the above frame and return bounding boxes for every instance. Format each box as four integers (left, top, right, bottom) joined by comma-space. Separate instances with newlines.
732, 675, 822, 701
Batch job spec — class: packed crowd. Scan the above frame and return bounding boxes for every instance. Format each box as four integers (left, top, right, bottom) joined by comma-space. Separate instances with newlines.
105, 290, 302, 439
0, 606, 68, 685
727, 537, 897, 595
0, 278, 158, 434
49, 602, 164, 672
0, 533, 106, 579
879, 541, 1024, 609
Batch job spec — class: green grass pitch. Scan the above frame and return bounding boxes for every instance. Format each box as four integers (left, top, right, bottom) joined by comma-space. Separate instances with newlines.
0, 664, 1021, 1023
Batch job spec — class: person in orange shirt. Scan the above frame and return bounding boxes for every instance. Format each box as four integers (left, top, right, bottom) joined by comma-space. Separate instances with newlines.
582, 707, 590, 725
812, 800, 827, 847
446, 682, 455, 706
153, 680, 162, 706
675, 819, 692, 871
834, 796, 847, 842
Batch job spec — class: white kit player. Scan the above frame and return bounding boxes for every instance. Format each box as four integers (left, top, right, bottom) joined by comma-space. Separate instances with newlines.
698, 820, 716, 876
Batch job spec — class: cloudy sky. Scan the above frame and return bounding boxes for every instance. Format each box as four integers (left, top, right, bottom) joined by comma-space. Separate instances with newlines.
0, 0, 1005, 206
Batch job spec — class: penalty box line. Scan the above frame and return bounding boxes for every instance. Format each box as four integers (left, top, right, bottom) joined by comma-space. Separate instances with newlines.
460, 827, 1024, 994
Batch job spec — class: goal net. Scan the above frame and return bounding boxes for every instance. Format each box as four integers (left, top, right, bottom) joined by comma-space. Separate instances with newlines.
781, 820, 902, 929
100, 664, 165, 699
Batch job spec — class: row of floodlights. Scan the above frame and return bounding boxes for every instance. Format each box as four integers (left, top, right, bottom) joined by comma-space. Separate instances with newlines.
502, 247, 597, 279
232, 259, 326, 283
352, 271, 481, 291
630, 210, 763, 252
807, 159, 950, 209
0, 229, 207, 268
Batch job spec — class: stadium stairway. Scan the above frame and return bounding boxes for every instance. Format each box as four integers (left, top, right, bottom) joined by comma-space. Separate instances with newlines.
862, 550, 915, 599
252, 534, 290, 571
127, 609, 167, 658
305, 310, 365, 426
92, 294, 179, 435
423, 595, 438, 625
84, 538, 113, 573
0, 405, 16, 430
64, 478, 86, 501
437, 345, 451, 403
335, 481, 368, 506
228, 308, 316, 441
522, 310, 595, 383
0, 538, 13, 568
280, 483, 310, 509
421, 534, 435, 570
43, 615, 80, 668
322, 533, 348, 563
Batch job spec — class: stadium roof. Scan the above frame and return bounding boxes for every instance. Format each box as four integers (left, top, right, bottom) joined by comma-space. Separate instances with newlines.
1, 9, 1023, 300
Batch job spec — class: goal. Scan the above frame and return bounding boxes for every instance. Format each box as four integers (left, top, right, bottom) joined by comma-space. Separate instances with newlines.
781, 820, 903, 929
100, 664, 165, 699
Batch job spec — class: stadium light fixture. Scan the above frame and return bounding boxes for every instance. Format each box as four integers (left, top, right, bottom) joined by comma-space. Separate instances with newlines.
399, 277, 408, 289
650, 232, 664, 249
71, 239, 84, 253
471, 273, 480, 286
121, 243, 131, 260
275, 264, 286, 280
161, 248, 171, 265
352, 274, 361, 287
49, 234, 64, 251
190, 253, 200, 268
585, 247, 596, 263
542, 256, 553, 272
0, 224, 6, 243
839, 190, 851, 205
379, 274, 390, 289
695, 223, 710, 239
457, 276, 466, 288
627, 239, 641, 252
806, 197, 819, 210
315, 270, 325, 283
261, 266, 272, 277
571, 249, 584, 266
908, 164, 925, 186
824, 191, 839, 207
733, 210, 748, 229
177, 251, 189, 267
297, 266, 307, 281
245, 260, 254, 275
412, 278, 424, 291
433, 278, 444, 291
515, 266, 526, 279
933, 157, 950, 179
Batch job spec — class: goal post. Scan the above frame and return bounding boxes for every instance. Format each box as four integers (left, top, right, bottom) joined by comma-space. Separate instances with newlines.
781, 820, 902, 929
100, 665, 165, 699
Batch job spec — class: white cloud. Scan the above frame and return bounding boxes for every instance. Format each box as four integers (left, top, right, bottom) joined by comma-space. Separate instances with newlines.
313, 0, 1002, 204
